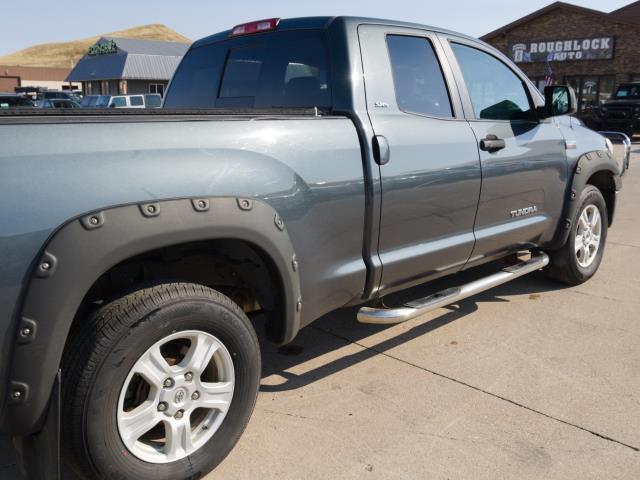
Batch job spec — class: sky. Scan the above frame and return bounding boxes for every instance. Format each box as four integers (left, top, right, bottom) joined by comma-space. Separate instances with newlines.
0, 0, 632, 56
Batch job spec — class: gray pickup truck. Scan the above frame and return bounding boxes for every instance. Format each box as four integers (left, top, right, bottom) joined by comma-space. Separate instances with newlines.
0, 16, 630, 480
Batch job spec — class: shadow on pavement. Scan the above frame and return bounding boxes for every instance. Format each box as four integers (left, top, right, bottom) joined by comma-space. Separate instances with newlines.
259, 260, 568, 393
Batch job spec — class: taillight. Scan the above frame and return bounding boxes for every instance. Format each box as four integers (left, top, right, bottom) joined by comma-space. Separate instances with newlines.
230, 18, 280, 37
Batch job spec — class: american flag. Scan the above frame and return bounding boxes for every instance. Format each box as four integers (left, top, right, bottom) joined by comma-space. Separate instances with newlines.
545, 53, 554, 86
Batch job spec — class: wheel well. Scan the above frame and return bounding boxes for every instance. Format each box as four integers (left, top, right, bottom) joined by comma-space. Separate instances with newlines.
586, 170, 616, 226
76, 239, 286, 342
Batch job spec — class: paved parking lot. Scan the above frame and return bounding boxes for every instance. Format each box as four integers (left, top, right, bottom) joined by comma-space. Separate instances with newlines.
2, 149, 639, 480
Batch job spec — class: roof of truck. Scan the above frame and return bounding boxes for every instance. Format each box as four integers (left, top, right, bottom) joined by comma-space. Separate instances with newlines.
192, 16, 478, 49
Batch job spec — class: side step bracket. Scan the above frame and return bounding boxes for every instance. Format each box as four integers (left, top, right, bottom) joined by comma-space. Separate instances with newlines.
357, 253, 549, 324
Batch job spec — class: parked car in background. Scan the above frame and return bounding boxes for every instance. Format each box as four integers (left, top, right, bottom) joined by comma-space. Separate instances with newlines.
594, 83, 640, 136
0, 94, 34, 108
108, 94, 163, 108
81, 94, 162, 108
80, 95, 101, 107
39, 98, 81, 109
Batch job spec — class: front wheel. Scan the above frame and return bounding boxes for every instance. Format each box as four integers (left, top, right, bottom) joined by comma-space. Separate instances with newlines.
545, 185, 608, 285
62, 283, 261, 480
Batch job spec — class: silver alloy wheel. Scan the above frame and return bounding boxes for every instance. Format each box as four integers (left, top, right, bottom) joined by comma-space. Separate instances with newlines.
117, 330, 235, 464
575, 204, 602, 268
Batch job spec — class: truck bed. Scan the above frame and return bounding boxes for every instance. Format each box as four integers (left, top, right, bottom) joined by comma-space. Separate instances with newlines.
0, 107, 326, 124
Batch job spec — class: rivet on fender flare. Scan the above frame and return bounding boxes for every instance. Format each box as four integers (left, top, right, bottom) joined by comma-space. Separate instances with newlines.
80, 212, 105, 230
191, 198, 210, 212
274, 214, 285, 231
35, 252, 57, 278
296, 299, 302, 312
237, 198, 253, 211
140, 203, 160, 217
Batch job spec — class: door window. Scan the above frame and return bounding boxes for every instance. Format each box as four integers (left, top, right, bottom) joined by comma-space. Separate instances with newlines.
386, 35, 453, 118
130, 96, 144, 106
451, 43, 533, 121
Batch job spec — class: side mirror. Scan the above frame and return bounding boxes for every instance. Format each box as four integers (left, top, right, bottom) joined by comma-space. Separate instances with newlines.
542, 85, 577, 118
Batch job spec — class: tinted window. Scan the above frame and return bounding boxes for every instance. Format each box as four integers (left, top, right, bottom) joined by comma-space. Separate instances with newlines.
111, 97, 127, 108
387, 35, 453, 117
0, 96, 33, 107
614, 85, 640, 98
95, 96, 111, 107
219, 46, 265, 98
130, 96, 144, 106
451, 43, 533, 121
145, 94, 162, 107
165, 30, 330, 109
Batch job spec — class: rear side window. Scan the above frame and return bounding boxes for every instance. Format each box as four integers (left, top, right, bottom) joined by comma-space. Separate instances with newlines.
165, 30, 331, 109
111, 97, 127, 108
386, 35, 453, 118
451, 43, 533, 121
145, 94, 162, 107
130, 96, 144, 106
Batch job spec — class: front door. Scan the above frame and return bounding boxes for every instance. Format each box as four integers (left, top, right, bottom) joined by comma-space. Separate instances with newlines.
358, 25, 482, 293
441, 37, 568, 264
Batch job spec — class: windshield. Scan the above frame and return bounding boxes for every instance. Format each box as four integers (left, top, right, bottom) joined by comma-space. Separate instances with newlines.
614, 85, 640, 98
164, 29, 331, 109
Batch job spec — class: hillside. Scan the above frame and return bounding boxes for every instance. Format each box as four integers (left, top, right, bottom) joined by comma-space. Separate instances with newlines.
0, 24, 191, 68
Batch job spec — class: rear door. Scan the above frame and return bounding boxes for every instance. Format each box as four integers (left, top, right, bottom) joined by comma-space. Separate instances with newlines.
440, 36, 568, 264
358, 25, 482, 293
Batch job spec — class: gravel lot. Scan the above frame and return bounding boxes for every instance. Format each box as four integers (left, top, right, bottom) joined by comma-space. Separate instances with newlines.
2, 148, 639, 480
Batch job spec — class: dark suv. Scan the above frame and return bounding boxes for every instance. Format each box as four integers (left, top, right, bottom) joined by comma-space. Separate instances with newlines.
595, 83, 640, 136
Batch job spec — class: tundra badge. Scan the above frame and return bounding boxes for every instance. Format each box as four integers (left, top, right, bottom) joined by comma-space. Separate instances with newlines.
510, 206, 538, 218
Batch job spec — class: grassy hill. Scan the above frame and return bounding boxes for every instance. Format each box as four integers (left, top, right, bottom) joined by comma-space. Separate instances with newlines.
0, 24, 191, 68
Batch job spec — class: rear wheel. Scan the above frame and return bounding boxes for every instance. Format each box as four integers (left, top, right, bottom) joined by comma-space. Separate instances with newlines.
545, 185, 608, 285
62, 282, 260, 480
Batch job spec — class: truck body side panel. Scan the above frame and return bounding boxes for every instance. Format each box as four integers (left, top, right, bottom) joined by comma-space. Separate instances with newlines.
0, 116, 366, 428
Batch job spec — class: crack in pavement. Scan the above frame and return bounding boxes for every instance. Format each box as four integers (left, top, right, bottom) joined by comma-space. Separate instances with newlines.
318, 327, 640, 453
609, 241, 640, 249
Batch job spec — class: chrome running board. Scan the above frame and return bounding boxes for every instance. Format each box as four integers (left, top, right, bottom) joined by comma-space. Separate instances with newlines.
357, 253, 550, 324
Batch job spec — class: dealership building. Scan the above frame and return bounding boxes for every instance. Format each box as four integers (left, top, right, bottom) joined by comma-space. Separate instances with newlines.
0, 65, 80, 92
481, 1, 640, 113
67, 37, 189, 97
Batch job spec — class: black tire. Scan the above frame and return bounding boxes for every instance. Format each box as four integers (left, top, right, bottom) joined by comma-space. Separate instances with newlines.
545, 185, 608, 285
61, 282, 261, 480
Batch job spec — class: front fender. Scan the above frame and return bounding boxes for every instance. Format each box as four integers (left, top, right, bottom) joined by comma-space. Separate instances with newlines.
549, 148, 621, 250
3, 196, 300, 435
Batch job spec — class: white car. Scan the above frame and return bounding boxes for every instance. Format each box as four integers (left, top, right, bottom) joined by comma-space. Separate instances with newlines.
107, 94, 162, 109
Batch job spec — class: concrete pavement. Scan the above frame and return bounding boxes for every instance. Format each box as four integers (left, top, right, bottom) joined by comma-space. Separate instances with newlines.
2, 150, 639, 480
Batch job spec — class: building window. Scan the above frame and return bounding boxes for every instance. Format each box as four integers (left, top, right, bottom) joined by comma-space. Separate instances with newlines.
149, 83, 165, 97
563, 75, 616, 113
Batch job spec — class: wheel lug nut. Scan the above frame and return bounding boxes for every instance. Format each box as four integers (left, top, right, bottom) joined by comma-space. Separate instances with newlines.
192, 391, 200, 400
185, 372, 193, 382
163, 378, 174, 388
157, 402, 168, 412
175, 410, 184, 419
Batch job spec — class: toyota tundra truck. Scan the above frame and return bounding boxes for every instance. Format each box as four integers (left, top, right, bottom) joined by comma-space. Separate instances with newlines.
0, 16, 630, 480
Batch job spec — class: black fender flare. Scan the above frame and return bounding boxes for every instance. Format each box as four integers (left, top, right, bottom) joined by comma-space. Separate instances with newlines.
4, 196, 301, 435
549, 149, 621, 250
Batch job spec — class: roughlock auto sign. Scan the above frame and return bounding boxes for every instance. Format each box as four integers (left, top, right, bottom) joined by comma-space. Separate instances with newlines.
509, 36, 614, 63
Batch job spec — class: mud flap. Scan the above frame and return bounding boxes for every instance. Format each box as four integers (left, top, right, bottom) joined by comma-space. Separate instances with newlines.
13, 370, 60, 480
